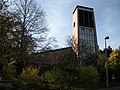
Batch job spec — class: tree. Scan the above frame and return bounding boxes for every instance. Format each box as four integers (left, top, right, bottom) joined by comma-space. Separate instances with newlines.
0, 0, 57, 74
11, 0, 56, 52
108, 49, 120, 80
43, 48, 75, 89
0, 10, 23, 78
10, 0, 44, 64
79, 40, 97, 66
0, 0, 18, 80
103, 46, 112, 58
108, 50, 120, 68
96, 51, 106, 80
0, 9, 20, 79
64, 35, 72, 47
0, 10, 18, 61
72, 36, 96, 65
5, 0, 57, 72
0, 0, 9, 12
56, 48, 75, 69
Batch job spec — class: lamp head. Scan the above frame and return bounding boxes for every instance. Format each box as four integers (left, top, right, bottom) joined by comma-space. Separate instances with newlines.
104, 36, 109, 40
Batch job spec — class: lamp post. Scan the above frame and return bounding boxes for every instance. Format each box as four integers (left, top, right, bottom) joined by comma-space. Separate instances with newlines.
104, 36, 109, 88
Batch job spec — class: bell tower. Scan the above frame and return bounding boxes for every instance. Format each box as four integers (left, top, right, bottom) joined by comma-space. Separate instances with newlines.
72, 5, 98, 63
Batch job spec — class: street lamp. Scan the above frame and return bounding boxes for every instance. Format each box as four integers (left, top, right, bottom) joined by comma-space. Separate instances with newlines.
104, 36, 109, 88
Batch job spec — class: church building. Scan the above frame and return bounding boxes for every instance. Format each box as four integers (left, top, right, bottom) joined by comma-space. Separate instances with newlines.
28, 5, 98, 67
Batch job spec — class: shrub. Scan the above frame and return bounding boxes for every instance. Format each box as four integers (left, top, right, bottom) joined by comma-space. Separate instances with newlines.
2, 62, 16, 80
114, 64, 120, 80
44, 67, 72, 89
76, 66, 99, 85
17, 67, 41, 89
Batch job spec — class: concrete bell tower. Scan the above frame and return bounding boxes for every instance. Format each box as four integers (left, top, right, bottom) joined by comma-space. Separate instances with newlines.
72, 5, 98, 63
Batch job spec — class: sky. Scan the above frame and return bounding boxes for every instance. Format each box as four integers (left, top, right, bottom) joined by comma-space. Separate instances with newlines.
39, 0, 120, 50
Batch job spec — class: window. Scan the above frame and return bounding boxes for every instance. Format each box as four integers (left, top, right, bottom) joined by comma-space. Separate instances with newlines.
79, 10, 84, 26
89, 12, 94, 28
84, 11, 89, 27
79, 27, 95, 53
79, 10, 94, 28
73, 22, 75, 27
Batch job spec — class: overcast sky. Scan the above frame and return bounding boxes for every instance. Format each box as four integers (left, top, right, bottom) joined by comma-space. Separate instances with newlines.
39, 0, 120, 50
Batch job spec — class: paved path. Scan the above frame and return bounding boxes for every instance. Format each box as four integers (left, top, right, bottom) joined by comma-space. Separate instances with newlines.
96, 86, 120, 90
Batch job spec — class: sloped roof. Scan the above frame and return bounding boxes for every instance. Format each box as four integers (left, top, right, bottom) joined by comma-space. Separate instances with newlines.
27, 47, 75, 67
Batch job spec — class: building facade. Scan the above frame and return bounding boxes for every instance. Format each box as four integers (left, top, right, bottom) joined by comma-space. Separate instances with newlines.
72, 5, 98, 63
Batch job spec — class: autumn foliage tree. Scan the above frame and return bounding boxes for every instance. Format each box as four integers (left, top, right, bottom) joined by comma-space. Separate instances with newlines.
108, 49, 120, 80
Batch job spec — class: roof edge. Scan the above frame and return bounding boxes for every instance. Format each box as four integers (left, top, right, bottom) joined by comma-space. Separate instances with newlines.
34, 47, 72, 55
73, 5, 93, 14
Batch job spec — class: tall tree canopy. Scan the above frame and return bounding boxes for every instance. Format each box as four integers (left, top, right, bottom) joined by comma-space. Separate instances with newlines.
0, 0, 57, 73
10, 0, 56, 52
